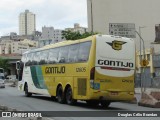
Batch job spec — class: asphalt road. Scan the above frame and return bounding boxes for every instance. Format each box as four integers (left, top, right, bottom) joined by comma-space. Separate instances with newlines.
0, 84, 159, 120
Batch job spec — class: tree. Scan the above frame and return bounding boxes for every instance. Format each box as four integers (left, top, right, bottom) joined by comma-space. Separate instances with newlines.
62, 30, 98, 40
0, 58, 10, 72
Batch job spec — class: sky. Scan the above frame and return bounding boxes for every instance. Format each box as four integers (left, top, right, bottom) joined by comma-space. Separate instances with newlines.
0, 0, 88, 36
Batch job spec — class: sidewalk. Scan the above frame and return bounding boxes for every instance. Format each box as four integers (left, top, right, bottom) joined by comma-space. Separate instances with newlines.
135, 88, 160, 108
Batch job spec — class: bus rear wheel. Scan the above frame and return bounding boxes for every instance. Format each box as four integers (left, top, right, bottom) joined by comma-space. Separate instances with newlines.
86, 100, 99, 106
66, 87, 77, 105
24, 84, 32, 97
100, 101, 110, 108
56, 86, 65, 104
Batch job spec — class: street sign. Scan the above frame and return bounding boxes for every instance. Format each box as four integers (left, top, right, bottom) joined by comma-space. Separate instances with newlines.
140, 59, 149, 67
109, 23, 136, 38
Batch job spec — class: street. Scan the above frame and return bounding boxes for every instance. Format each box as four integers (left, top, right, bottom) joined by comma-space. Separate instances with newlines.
0, 84, 159, 120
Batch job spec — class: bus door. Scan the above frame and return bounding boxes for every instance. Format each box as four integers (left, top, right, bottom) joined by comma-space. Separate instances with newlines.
16, 61, 24, 81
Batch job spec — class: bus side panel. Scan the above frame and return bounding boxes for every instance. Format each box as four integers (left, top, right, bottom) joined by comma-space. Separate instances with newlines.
42, 63, 90, 99
21, 66, 49, 95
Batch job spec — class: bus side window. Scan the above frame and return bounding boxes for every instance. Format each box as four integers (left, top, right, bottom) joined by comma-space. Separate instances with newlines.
22, 54, 28, 66
39, 50, 49, 65
33, 52, 40, 65
68, 44, 79, 63
58, 46, 69, 63
30, 52, 35, 66
26, 53, 33, 66
21, 54, 26, 63
78, 42, 91, 62
48, 48, 59, 64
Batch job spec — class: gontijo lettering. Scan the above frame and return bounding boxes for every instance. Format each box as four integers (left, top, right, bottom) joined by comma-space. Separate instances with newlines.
98, 59, 134, 68
45, 66, 65, 74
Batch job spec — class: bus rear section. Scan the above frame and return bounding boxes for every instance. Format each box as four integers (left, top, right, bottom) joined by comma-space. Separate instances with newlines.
91, 35, 135, 101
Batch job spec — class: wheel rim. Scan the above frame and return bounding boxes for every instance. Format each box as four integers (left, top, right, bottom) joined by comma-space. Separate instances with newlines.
57, 88, 63, 102
66, 88, 72, 104
25, 85, 28, 95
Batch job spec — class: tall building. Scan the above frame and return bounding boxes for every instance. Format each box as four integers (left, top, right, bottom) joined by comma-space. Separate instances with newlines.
87, 0, 160, 51
19, 10, 36, 35
39, 26, 65, 47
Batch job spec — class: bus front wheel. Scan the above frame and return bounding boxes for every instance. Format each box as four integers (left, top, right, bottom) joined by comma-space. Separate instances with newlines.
56, 86, 65, 104
24, 84, 32, 97
66, 87, 77, 105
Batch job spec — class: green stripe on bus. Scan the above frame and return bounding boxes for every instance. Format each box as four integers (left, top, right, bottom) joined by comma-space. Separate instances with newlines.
30, 66, 47, 89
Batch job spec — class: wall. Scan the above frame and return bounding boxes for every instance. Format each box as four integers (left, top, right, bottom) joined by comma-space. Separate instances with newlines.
87, 0, 160, 50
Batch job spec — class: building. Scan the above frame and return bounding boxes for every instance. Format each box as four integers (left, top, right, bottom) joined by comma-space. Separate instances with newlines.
0, 40, 12, 54
136, 48, 154, 88
11, 42, 29, 54
0, 55, 21, 75
65, 23, 88, 34
87, 0, 160, 51
0, 32, 40, 41
19, 10, 36, 35
0, 39, 37, 55
135, 48, 160, 88
39, 26, 65, 47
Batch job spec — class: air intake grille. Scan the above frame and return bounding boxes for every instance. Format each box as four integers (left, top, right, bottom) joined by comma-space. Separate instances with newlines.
78, 78, 87, 96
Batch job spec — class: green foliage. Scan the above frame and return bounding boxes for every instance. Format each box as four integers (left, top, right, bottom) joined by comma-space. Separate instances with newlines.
0, 58, 10, 71
62, 30, 98, 40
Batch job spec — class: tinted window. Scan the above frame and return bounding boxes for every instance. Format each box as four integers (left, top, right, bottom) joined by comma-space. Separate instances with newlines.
26, 53, 33, 66
48, 48, 59, 64
78, 42, 91, 62
68, 44, 79, 63
21, 54, 27, 63
33, 52, 41, 65
58, 46, 69, 63
30, 52, 36, 65
39, 50, 49, 65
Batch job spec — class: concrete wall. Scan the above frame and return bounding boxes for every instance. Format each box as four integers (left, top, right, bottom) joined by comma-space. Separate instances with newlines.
87, 0, 160, 50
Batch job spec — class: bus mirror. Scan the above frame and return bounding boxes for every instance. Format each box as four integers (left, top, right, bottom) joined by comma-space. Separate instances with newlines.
16, 61, 20, 70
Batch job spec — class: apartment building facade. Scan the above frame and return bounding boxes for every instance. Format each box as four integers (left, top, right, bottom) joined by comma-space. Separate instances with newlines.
19, 10, 36, 35
65, 23, 88, 34
39, 26, 65, 47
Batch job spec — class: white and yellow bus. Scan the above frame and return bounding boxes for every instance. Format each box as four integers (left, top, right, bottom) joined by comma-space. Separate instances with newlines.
17, 35, 135, 107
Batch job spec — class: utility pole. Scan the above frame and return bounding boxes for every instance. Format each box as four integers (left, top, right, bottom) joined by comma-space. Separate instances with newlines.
135, 29, 146, 93
90, 0, 93, 34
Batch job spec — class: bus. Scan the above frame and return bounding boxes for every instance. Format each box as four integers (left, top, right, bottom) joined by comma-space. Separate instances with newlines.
17, 35, 135, 107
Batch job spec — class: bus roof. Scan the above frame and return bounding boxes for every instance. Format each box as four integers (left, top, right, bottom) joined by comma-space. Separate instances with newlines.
23, 35, 97, 54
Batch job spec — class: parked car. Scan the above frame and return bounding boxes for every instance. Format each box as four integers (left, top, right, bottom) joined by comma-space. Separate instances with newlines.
0, 78, 5, 88
6, 75, 16, 81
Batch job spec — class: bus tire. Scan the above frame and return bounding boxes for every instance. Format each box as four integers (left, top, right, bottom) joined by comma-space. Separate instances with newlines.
86, 100, 99, 106
51, 96, 56, 101
24, 84, 32, 97
56, 86, 65, 104
100, 101, 110, 108
66, 87, 77, 105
